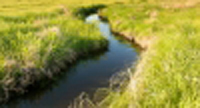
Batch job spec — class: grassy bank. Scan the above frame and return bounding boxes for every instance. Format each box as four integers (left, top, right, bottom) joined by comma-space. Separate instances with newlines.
1, 0, 200, 107
0, 0, 111, 102
91, 0, 199, 107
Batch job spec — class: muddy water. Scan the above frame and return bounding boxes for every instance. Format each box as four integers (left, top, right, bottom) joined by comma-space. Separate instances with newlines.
2, 14, 138, 108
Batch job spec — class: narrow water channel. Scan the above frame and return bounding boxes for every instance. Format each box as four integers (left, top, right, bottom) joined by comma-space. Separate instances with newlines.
2, 14, 138, 108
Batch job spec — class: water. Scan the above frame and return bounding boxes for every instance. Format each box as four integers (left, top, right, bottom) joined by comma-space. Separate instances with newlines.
2, 14, 138, 108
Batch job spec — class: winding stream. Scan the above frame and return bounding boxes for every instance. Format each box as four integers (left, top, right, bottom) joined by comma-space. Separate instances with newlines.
2, 14, 138, 108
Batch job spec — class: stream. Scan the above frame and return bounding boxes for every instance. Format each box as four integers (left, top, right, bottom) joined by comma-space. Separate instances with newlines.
2, 14, 138, 108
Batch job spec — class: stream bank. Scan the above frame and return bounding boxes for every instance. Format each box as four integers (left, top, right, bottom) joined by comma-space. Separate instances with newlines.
1, 14, 138, 108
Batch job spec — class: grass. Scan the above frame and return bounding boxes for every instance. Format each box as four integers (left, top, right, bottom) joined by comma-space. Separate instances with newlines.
0, 0, 112, 102
0, 0, 200, 107
89, 0, 200, 107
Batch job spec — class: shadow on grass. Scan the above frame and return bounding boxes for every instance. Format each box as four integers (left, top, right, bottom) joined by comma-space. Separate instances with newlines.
73, 4, 107, 20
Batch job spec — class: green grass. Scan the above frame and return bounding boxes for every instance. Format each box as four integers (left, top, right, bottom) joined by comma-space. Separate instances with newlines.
1, 0, 200, 107
0, 0, 114, 101
0, 11, 106, 74
86, 0, 200, 108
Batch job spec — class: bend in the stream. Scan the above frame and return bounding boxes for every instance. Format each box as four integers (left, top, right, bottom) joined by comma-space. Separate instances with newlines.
1, 14, 138, 108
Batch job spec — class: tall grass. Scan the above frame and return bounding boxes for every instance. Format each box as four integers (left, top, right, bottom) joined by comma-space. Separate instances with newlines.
1, 0, 199, 107
0, 0, 111, 101
72, 0, 200, 107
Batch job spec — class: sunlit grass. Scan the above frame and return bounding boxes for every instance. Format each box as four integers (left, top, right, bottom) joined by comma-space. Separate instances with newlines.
0, 13, 107, 75
83, 0, 200, 108
0, 0, 112, 101
1, 0, 199, 107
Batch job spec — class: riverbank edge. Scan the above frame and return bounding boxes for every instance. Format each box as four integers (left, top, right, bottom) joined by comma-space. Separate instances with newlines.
0, 39, 108, 103
69, 12, 156, 107
87, 3, 199, 107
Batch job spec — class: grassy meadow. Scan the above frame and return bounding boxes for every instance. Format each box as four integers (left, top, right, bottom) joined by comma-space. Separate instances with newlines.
90, 0, 199, 108
0, 0, 199, 107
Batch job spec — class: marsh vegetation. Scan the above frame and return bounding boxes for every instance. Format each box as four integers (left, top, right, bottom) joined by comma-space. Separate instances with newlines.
0, 0, 199, 108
